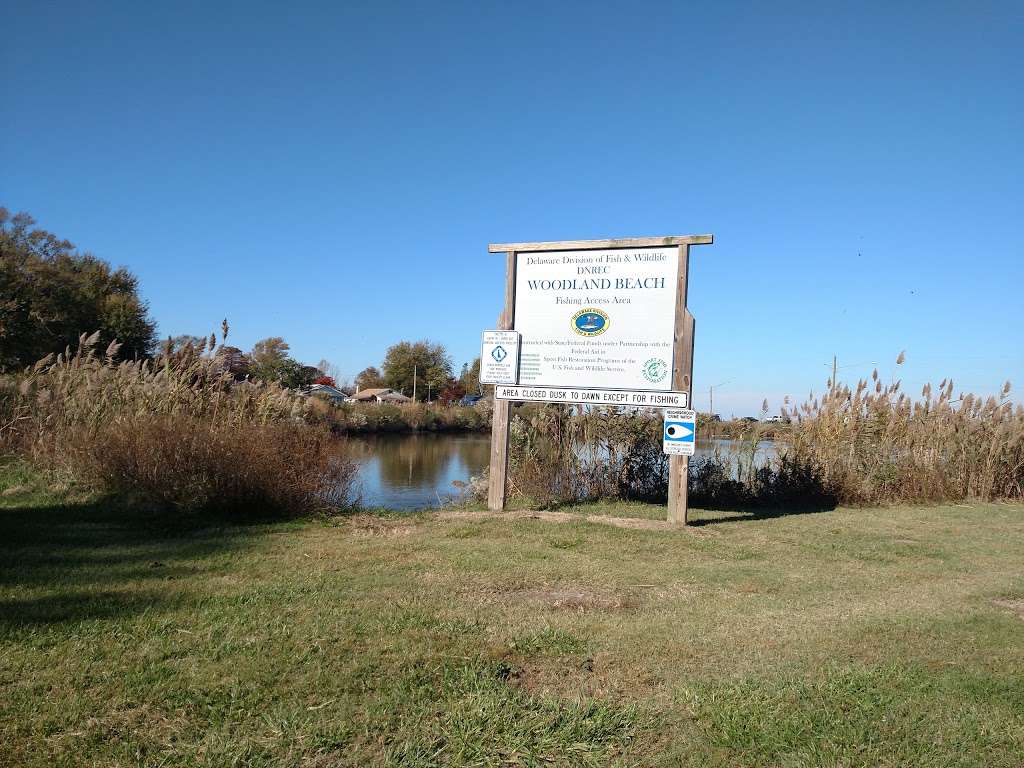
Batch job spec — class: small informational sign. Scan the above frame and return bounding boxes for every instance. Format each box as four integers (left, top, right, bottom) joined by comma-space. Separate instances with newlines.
480, 331, 520, 385
663, 408, 696, 456
495, 385, 687, 408
513, 247, 680, 392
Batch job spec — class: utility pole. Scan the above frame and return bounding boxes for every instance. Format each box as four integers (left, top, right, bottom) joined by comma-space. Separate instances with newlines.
413, 365, 417, 401
831, 355, 837, 394
708, 379, 731, 418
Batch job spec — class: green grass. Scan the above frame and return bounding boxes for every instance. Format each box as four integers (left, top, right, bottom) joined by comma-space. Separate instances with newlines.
2, 463, 1023, 766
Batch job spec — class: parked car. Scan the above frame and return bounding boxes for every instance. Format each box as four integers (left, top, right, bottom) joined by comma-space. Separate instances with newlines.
459, 394, 484, 407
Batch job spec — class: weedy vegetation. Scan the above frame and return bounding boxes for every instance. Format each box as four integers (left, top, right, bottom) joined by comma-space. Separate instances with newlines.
305, 397, 491, 434
484, 353, 1023, 510
783, 356, 1023, 503
0, 328, 356, 518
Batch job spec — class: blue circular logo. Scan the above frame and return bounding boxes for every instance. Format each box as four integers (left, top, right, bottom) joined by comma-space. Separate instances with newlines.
571, 308, 609, 336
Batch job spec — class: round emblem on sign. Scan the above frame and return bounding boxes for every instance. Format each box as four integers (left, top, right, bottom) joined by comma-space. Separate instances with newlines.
571, 308, 609, 337
642, 358, 669, 383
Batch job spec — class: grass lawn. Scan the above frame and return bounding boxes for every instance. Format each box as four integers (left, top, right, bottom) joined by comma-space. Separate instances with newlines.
2, 463, 1023, 767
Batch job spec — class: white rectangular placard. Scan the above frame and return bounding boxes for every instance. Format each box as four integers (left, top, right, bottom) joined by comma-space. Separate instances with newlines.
480, 331, 520, 384
663, 408, 696, 455
495, 384, 687, 408
513, 247, 679, 391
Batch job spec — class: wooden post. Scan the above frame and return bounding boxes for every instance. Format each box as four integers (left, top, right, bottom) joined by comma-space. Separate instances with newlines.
485, 234, 712, 521
487, 251, 516, 511
667, 245, 695, 524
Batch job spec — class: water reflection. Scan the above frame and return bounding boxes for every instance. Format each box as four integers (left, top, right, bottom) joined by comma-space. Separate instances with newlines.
348, 433, 490, 509
346, 433, 776, 511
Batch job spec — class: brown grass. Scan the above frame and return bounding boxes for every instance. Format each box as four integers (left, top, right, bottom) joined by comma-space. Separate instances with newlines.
784, 356, 1024, 503
0, 331, 356, 517
485, 354, 1023, 509
55, 415, 356, 518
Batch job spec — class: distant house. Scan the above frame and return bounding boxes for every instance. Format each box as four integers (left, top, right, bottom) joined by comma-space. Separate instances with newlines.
345, 387, 412, 404
302, 383, 351, 403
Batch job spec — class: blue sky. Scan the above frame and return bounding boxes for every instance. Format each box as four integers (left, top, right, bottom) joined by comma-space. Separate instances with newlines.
3, 2, 1021, 415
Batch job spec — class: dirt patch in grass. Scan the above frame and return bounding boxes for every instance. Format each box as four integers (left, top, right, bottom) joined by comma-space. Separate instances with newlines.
345, 514, 420, 537
436, 508, 688, 532
992, 598, 1024, 620
438, 575, 648, 614
511, 651, 672, 703
509, 586, 634, 612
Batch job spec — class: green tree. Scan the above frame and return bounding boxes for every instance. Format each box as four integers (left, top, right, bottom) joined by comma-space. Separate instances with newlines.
292, 364, 324, 389
381, 340, 452, 401
249, 337, 292, 383
354, 366, 385, 392
0, 207, 156, 370
247, 338, 323, 389
459, 358, 482, 395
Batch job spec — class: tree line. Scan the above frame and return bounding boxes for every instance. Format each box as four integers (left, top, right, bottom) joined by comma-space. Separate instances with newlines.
1, 206, 481, 403
353, 344, 481, 403
0, 208, 155, 368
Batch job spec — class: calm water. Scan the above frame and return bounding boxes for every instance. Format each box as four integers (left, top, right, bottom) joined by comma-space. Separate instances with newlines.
348, 433, 490, 509
347, 432, 776, 510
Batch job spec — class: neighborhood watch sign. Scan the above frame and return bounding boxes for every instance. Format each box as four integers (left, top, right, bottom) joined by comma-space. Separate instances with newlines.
512, 247, 678, 392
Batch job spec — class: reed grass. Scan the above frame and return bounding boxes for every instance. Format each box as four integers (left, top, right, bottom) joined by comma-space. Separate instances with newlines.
0, 331, 356, 517
783, 355, 1023, 504
490, 356, 1023, 509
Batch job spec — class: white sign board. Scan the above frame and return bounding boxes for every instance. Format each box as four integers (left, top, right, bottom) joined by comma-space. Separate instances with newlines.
513, 247, 679, 391
480, 331, 520, 384
496, 385, 687, 408
663, 408, 696, 456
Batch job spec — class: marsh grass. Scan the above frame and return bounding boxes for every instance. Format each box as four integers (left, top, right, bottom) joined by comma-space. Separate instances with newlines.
496, 355, 1022, 509
0, 331, 356, 517
501, 406, 835, 510
783, 356, 1024, 503
60, 416, 356, 518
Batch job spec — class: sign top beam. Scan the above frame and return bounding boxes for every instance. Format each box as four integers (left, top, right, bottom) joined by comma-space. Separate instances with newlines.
487, 234, 713, 253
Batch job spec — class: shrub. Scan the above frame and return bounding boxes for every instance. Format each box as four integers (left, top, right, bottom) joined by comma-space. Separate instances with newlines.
506, 406, 668, 507
50, 416, 356, 518
479, 358, 1023, 510
1, 332, 356, 517
306, 399, 490, 434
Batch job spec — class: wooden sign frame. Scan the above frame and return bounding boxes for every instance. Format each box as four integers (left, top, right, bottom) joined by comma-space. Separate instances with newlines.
486, 234, 713, 525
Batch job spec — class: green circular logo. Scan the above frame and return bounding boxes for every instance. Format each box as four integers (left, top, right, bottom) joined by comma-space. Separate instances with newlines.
642, 358, 668, 383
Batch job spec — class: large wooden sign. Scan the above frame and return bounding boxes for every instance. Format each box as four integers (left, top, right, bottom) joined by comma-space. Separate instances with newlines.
513, 247, 679, 392
485, 235, 712, 525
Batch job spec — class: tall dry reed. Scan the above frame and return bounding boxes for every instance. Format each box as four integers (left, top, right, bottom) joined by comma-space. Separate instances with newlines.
0, 331, 356, 517
782, 355, 1024, 504
5, 331, 302, 449
485, 355, 1023, 509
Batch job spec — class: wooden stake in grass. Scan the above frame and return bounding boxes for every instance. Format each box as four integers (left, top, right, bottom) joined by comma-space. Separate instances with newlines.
487, 250, 516, 512
667, 244, 694, 524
